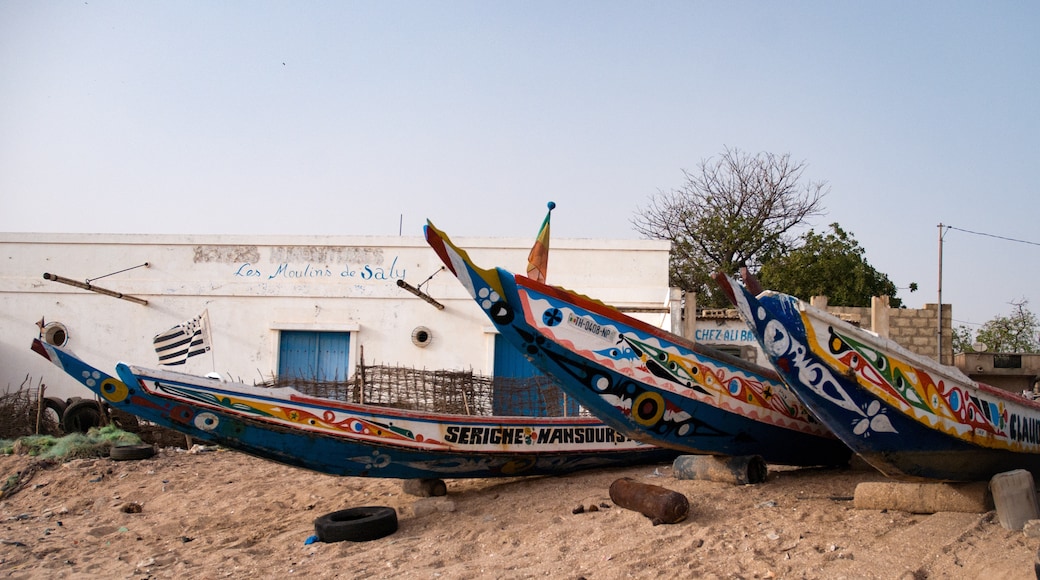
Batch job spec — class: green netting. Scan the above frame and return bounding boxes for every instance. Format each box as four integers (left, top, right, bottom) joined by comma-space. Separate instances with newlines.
1, 425, 142, 460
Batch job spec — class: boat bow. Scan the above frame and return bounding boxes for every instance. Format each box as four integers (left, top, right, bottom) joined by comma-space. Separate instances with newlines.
714, 272, 1040, 481
427, 223, 851, 467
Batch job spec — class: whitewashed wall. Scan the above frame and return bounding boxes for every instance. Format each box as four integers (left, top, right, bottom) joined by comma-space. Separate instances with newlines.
1, 232, 672, 400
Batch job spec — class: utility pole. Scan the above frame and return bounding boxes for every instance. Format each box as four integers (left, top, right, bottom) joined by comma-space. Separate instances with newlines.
937, 223, 946, 364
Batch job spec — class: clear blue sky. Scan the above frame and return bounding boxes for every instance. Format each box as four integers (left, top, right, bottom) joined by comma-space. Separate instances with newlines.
2, 1, 1037, 330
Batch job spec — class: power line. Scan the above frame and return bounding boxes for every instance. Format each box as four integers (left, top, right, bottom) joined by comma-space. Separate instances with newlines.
945, 225, 1040, 248
951, 318, 983, 327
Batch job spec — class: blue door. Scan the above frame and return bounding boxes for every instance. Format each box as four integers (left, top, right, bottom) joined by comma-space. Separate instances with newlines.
492, 334, 578, 416
278, 331, 351, 382
493, 334, 542, 381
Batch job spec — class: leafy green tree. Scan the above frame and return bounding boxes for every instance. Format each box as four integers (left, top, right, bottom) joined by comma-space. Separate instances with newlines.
958, 300, 1040, 353
951, 325, 975, 354
757, 223, 907, 307
632, 147, 827, 307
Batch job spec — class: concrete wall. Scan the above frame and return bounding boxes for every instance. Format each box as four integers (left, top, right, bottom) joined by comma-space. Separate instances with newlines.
955, 352, 1040, 394
1, 233, 672, 400
822, 299, 953, 365
691, 297, 954, 368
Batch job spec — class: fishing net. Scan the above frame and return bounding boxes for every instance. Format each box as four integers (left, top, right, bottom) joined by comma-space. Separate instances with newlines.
0, 425, 147, 501
1, 424, 142, 461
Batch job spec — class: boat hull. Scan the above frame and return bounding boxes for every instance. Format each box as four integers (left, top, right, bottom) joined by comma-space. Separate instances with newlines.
32, 339, 675, 479
717, 274, 1040, 481
425, 223, 851, 467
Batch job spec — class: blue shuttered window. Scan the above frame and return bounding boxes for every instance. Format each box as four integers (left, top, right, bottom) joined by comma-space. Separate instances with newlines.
278, 331, 351, 382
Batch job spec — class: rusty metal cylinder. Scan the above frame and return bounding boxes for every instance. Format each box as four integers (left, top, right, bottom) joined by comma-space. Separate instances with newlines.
609, 477, 689, 524
672, 454, 768, 485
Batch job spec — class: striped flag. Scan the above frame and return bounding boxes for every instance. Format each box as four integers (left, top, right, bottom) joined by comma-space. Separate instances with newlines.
154, 310, 211, 365
526, 201, 555, 283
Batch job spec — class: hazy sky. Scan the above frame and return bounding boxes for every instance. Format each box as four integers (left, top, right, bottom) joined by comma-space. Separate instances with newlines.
2, 1, 1037, 330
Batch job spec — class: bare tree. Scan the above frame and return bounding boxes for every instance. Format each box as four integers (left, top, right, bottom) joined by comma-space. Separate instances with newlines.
633, 147, 827, 306
964, 299, 1040, 353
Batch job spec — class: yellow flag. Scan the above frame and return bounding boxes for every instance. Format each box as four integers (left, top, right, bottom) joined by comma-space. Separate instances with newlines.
526, 202, 555, 283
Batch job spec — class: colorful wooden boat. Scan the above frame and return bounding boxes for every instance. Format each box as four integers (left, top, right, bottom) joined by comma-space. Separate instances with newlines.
31, 339, 676, 479
424, 222, 851, 467
714, 273, 1040, 481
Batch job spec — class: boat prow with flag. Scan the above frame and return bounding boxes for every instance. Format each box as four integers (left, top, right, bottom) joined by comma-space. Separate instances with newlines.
423, 206, 850, 468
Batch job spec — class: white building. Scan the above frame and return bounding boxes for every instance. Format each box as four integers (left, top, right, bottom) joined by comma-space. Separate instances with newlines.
1, 232, 674, 401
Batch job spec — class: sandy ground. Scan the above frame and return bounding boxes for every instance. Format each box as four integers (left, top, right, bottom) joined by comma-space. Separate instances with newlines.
1, 447, 1038, 580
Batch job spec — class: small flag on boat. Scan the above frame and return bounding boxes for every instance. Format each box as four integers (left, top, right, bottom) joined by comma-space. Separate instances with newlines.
527, 201, 555, 283
154, 310, 211, 365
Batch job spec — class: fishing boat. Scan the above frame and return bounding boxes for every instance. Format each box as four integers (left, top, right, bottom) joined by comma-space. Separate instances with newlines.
423, 222, 851, 467
714, 273, 1040, 481
31, 339, 677, 479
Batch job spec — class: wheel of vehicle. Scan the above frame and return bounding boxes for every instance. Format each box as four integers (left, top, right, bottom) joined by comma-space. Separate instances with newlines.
313, 506, 398, 542
110, 444, 156, 461
62, 398, 103, 433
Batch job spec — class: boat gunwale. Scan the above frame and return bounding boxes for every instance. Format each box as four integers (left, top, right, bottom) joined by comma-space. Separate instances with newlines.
783, 292, 1040, 411
124, 363, 616, 428
514, 272, 785, 383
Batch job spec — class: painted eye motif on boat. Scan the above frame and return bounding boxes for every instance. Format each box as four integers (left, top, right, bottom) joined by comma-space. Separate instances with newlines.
489, 301, 513, 324
871, 352, 888, 372
170, 405, 194, 424
219, 419, 246, 437
100, 377, 130, 403
596, 346, 637, 360
194, 412, 220, 431
368, 451, 391, 468
763, 320, 792, 357
590, 373, 612, 393
633, 391, 666, 426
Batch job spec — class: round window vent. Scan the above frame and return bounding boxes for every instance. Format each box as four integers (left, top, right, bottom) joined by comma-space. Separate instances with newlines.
411, 326, 433, 348
43, 322, 70, 347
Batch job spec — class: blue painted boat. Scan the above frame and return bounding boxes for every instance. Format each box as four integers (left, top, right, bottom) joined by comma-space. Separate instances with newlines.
715, 273, 1040, 481
424, 222, 851, 467
31, 339, 676, 479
